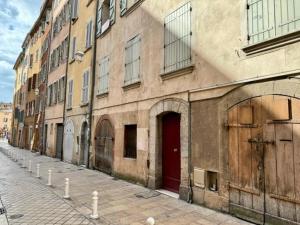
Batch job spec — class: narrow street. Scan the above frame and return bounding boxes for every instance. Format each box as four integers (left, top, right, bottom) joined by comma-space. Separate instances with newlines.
0, 141, 253, 225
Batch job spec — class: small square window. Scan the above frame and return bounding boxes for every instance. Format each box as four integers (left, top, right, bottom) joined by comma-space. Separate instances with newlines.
124, 124, 137, 158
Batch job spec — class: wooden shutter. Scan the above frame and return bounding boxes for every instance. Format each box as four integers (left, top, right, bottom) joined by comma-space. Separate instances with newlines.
247, 0, 275, 44
109, 0, 116, 25
120, 0, 127, 15
71, 37, 76, 59
97, 0, 102, 35
132, 36, 140, 82
72, 0, 78, 18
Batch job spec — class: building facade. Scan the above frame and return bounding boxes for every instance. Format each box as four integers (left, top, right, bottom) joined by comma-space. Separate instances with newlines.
44, 0, 70, 158
12, 1, 300, 224
64, 0, 96, 165
0, 103, 12, 138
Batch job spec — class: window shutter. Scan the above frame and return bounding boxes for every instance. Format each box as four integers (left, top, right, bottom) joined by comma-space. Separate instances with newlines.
86, 23, 89, 48
109, 0, 116, 25
72, 0, 78, 19
120, 0, 127, 15
96, 0, 103, 35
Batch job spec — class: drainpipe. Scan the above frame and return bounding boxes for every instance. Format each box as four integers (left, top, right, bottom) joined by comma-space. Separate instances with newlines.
187, 91, 193, 203
62, 10, 73, 161
87, 2, 98, 169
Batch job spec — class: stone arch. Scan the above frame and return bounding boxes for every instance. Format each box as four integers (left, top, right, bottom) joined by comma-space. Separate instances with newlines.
94, 114, 115, 174
148, 98, 189, 199
218, 78, 300, 201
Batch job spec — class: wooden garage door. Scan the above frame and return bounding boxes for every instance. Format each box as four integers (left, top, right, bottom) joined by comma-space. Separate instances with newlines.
228, 95, 300, 225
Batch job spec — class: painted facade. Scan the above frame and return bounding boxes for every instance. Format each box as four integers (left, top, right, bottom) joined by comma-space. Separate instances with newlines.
44, 0, 70, 158
11, 0, 300, 224
64, 0, 96, 166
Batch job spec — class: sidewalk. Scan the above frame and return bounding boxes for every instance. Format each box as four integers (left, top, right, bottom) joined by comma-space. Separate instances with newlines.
0, 142, 253, 225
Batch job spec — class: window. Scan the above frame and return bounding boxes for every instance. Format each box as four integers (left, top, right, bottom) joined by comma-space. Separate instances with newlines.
246, 0, 300, 45
96, 0, 115, 35
30, 54, 33, 67
58, 77, 65, 102
52, 81, 58, 105
164, 2, 192, 73
120, 0, 140, 15
32, 74, 37, 90
81, 71, 89, 104
124, 124, 137, 158
98, 56, 109, 94
67, 80, 73, 108
71, 36, 76, 60
71, 0, 78, 19
86, 20, 93, 48
124, 35, 141, 86
28, 77, 32, 92
36, 49, 39, 62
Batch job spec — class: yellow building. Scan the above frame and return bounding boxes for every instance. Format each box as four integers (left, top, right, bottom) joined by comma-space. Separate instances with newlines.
64, 0, 96, 165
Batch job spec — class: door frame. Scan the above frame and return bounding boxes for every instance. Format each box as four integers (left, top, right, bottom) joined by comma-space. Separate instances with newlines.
221, 80, 300, 225
162, 112, 181, 193
148, 98, 190, 199
80, 121, 89, 166
94, 115, 115, 174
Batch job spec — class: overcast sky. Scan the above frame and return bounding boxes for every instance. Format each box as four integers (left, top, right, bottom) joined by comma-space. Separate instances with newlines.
0, 0, 41, 103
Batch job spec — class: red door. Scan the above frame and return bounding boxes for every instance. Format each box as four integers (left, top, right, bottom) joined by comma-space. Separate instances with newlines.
162, 113, 181, 193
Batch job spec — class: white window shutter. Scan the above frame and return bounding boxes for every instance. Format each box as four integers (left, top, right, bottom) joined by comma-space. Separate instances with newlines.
97, 0, 103, 35
120, 0, 127, 15
110, 0, 116, 25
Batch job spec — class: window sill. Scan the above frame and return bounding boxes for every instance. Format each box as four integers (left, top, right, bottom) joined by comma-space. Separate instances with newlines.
71, 17, 78, 25
96, 92, 108, 99
69, 59, 75, 64
80, 103, 89, 108
96, 26, 111, 39
84, 46, 92, 53
123, 157, 137, 160
86, 0, 93, 7
120, 0, 144, 17
66, 107, 72, 111
122, 81, 141, 91
160, 65, 194, 81
242, 30, 300, 55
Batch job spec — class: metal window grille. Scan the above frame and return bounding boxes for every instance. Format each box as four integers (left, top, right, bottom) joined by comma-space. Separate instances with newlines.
98, 56, 109, 94
124, 35, 141, 86
247, 0, 300, 45
164, 2, 192, 73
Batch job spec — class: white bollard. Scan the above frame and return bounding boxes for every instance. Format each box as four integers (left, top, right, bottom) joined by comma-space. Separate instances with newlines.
21, 157, 26, 168
47, 169, 52, 186
28, 160, 32, 172
63, 178, 70, 199
90, 191, 99, 219
146, 217, 155, 225
36, 164, 40, 178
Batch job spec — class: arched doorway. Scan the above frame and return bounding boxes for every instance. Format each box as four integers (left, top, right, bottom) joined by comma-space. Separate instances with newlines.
228, 95, 300, 225
94, 117, 114, 174
80, 121, 89, 166
148, 98, 189, 198
162, 112, 181, 193
63, 120, 74, 162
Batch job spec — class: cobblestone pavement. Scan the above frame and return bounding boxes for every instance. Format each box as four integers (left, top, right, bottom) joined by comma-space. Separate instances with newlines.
0, 141, 254, 225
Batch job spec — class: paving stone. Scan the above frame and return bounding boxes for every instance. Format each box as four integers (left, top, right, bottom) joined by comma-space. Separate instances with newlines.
0, 141, 254, 225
